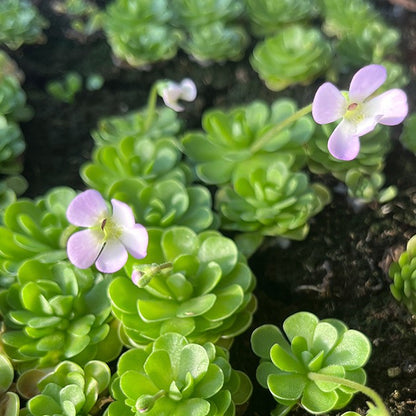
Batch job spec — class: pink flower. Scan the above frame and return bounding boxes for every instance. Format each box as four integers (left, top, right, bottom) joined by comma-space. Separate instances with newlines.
66, 190, 148, 273
312, 64, 408, 161
160, 78, 197, 112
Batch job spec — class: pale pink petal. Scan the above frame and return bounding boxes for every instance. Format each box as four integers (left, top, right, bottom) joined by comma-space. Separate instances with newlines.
348, 64, 387, 103
111, 199, 135, 228
364, 89, 408, 126
328, 121, 361, 161
95, 239, 128, 273
312, 82, 346, 124
67, 229, 104, 269
180, 78, 197, 102
162, 84, 184, 112
67, 189, 108, 227
119, 224, 148, 259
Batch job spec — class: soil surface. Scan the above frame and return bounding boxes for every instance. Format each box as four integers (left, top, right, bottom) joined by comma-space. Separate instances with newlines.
5, 0, 416, 415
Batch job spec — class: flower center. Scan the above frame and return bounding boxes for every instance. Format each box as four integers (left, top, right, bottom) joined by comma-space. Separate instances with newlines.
344, 101, 365, 124
101, 217, 122, 240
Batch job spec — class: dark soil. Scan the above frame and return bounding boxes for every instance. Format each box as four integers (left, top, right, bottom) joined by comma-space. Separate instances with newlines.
4, 0, 416, 415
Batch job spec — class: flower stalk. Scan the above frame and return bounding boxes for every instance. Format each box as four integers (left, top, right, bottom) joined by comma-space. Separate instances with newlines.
250, 103, 312, 153
308, 372, 390, 416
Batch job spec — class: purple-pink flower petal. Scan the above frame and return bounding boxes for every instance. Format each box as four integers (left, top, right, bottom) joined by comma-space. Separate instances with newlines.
67, 229, 104, 269
111, 199, 135, 228
327, 122, 361, 161
364, 88, 408, 126
120, 224, 148, 259
348, 64, 387, 103
67, 189, 108, 227
95, 239, 128, 273
312, 82, 346, 125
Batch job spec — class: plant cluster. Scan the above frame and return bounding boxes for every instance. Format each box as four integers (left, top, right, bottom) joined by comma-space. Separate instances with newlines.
107, 332, 252, 416
0, 0, 411, 415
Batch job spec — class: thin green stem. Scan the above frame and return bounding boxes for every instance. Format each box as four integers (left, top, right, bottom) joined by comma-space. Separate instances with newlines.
308, 372, 390, 416
250, 103, 312, 153
144, 82, 160, 131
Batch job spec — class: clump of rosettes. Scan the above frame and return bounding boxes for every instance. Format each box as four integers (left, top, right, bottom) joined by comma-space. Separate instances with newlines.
107, 332, 252, 416
389, 235, 416, 314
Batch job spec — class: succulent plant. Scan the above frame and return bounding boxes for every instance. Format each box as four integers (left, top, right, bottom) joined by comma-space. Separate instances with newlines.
0, 116, 25, 176
320, 0, 379, 39
389, 235, 416, 314
0, 260, 121, 371
306, 125, 396, 203
25, 360, 111, 416
399, 112, 416, 155
107, 177, 214, 232
81, 135, 192, 199
335, 21, 400, 68
245, 0, 320, 37
103, 0, 183, 67
251, 312, 372, 415
0, 0, 48, 49
109, 226, 257, 346
90, 107, 181, 146
0, 75, 30, 122
250, 25, 332, 91
106, 332, 252, 416
182, 99, 315, 185
0, 175, 27, 220
0, 187, 76, 284
181, 22, 248, 63
46, 72, 83, 104
215, 156, 330, 239
0, 352, 20, 416
171, 0, 244, 27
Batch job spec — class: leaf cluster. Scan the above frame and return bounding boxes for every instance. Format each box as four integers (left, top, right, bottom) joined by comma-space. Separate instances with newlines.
389, 234, 416, 314
107, 332, 252, 416
0, 0, 48, 49
251, 25, 332, 91
25, 360, 111, 416
251, 312, 372, 415
109, 226, 256, 346
306, 125, 397, 203
0, 187, 76, 286
0, 260, 121, 371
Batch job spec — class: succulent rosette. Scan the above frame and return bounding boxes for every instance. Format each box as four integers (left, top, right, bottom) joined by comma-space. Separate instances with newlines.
0, 75, 30, 122
0, 260, 121, 371
0, 0, 48, 49
321, 0, 381, 39
81, 135, 192, 199
182, 99, 314, 185
0, 187, 76, 286
106, 332, 252, 416
107, 177, 214, 232
251, 312, 372, 415
109, 226, 256, 346
306, 126, 396, 203
0, 116, 25, 176
91, 107, 181, 146
103, 0, 183, 67
216, 156, 330, 240
389, 235, 416, 314
0, 352, 19, 416
171, 0, 244, 27
245, 0, 320, 37
25, 360, 111, 416
250, 25, 332, 91
182, 22, 248, 63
